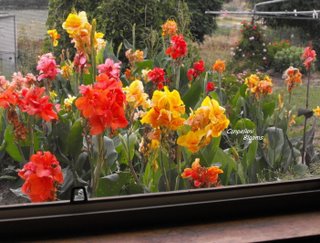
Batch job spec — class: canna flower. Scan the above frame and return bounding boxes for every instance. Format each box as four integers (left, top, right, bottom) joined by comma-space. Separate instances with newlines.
0, 87, 19, 109
212, 59, 226, 74
47, 29, 60, 47
75, 73, 128, 135
181, 158, 223, 188
206, 82, 215, 93
126, 49, 144, 65
123, 80, 150, 109
64, 95, 76, 111
141, 86, 185, 130
141, 69, 151, 82
289, 115, 296, 127
187, 60, 205, 81
61, 63, 73, 80
245, 74, 273, 99
62, 11, 105, 55
62, 11, 88, 35
283, 67, 302, 92
18, 87, 58, 122
49, 91, 58, 100
148, 67, 166, 89
18, 151, 64, 203
314, 106, 320, 117
187, 68, 197, 81
162, 19, 178, 37
37, 53, 59, 81
177, 97, 229, 153
165, 34, 188, 59
302, 47, 316, 71
97, 58, 122, 79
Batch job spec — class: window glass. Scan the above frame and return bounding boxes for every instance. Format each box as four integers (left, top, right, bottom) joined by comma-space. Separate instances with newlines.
0, 0, 320, 206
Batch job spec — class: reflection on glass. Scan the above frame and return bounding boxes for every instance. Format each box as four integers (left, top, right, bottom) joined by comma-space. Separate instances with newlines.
0, 0, 320, 205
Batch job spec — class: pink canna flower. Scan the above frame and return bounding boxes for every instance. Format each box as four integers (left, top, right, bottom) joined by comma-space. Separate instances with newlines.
37, 53, 59, 81
97, 58, 122, 79
302, 47, 317, 71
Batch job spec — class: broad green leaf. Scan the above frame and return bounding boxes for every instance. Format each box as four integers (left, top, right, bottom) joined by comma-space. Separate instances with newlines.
264, 127, 284, 168
4, 126, 23, 162
212, 148, 237, 186
200, 137, 221, 167
66, 119, 84, 159
116, 133, 137, 165
262, 101, 276, 119
182, 79, 202, 110
97, 172, 132, 197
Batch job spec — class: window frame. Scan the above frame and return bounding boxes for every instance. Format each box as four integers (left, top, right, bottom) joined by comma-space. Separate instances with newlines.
1, 177, 320, 237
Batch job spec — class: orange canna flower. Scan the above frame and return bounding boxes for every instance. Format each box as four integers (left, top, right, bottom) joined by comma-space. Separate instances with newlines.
125, 49, 144, 65
162, 19, 178, 37
245, 74, 273, 99
212, 59, 226, 74
283, 67, 302, 92
75, 73, 128, 135
181, 158, 223, 188
47, 29, 60, 47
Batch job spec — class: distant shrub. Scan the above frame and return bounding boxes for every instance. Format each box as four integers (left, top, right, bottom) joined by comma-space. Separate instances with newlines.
273, 46, 304, 72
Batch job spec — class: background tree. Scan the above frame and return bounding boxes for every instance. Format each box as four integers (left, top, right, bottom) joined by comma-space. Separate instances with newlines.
46, 0, 223, 59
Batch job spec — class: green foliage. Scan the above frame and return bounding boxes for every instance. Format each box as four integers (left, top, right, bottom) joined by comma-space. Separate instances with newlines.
186, 0, 223, 42
273, 46, 304, 72
267, 40, 291, 67
47, 0, 223, 60
255, 0, 320, 66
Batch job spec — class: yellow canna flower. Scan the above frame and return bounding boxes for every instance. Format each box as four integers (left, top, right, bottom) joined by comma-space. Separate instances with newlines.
177, 130, 206, 153
212, 59, 226, 74
62, 11, 105, 55
123, 80, 150, 109
162, 19, 178, 37
178, 96, 229, 153
61, 63, 73, 80
141, 86, 185, 130
49, 91, 58, 100
47, 29, 60, 47
62, 11, 88, 35
314, 106, 320, 117
64, 95, 76, 111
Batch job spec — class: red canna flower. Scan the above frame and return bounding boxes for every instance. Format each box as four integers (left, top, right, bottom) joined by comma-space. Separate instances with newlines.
188, 60, 205, 81
37, 53, 59, 81
18, 151, 64, 202
181, 158, 223, 188
148, 67, 166, 90
18, 87, 58, 122
302, 47, 317, 71
206, 82, 215, 93
75, 73, 128, 135
165, 34, 188, 59
193, 60, 205, 74
187, 68, 197, 81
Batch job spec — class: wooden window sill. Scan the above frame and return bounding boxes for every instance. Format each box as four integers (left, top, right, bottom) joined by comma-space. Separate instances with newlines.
35, 210, 320, 242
